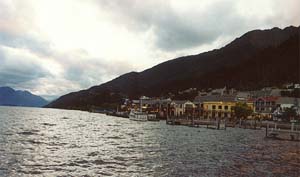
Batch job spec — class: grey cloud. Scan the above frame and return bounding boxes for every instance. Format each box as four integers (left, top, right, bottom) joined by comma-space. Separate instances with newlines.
62, 55, 135, 89
94, 0, 292, 51
94, 0, 243, 51
0, 31, 53, 56
0, 47, 50, 86
150, 2, 243, 51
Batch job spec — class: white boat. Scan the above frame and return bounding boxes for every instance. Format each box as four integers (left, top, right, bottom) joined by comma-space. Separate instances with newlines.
129, 96, 159, 121
129, 110, 159, 121
129, 110, 148, 121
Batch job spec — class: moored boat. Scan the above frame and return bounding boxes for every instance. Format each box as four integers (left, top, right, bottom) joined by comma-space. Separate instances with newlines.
129, 110, 148, 121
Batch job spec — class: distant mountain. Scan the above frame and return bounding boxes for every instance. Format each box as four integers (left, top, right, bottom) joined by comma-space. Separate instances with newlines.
46, 26, 300, 110
0, 87, 48, 107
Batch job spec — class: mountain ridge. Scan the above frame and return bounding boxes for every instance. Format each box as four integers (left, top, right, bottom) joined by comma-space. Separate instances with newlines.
46, 26, 300, 110
0, 86, 48, 107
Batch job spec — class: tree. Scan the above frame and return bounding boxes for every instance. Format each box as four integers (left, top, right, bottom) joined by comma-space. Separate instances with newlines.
282, 107, 297, 122
233, 102, 253, 119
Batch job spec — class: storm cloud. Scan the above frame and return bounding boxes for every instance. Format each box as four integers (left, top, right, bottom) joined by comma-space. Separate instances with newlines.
94, 0, 299, 51
0, 0, 299, 100
0, 46, 50, 85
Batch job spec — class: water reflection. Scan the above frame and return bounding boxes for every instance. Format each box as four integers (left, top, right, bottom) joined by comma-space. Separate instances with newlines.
0, 106, 299, 176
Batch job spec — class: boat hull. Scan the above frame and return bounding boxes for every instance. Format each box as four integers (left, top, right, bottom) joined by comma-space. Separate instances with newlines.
129, 117, 148, 121
129, 112, 148, 121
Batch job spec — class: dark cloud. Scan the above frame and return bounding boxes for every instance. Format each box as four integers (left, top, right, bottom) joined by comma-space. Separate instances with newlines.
0, 31, 53, 56
95, 0, 248, 51
94, 0, 299, 51
150, 2, 246, 51
0, 46, 50, 86
151, 5, 242, 51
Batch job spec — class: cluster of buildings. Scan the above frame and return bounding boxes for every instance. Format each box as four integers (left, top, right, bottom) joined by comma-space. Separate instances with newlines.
120, 85, 300, 121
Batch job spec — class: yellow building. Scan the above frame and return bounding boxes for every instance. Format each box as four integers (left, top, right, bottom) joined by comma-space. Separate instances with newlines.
203, 101, 254, 119
202, 101, 236, 119
194, 95, 254, 120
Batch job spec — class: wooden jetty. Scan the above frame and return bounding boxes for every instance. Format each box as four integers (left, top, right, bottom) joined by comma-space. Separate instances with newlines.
166, 117, 227, 130
265, 121, 300, 141
106, 111, 129, 118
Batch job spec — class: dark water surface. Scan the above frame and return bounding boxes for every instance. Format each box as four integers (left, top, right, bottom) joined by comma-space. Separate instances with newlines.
0, 106, 299, 176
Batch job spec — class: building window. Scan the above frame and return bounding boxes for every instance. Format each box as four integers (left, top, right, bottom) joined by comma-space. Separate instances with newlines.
224, 106, 228, 110
218, 105, 222, 109
271, 101, 275, 105
212, 105, 216, 110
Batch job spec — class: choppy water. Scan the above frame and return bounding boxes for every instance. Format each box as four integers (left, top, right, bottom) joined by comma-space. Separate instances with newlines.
0, 106, 299, 176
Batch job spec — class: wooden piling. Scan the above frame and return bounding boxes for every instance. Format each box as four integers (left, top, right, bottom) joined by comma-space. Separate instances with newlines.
265, 122, 268, 137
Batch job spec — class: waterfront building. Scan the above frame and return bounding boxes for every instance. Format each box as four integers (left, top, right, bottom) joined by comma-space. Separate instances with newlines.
158, 98, 172, 119
170, 100, 196, 118
250, 96, 279, 117
194, 95, 254, 120
274, 97, 300, 116
276, 97, 299, 109
201, 96, 236, 120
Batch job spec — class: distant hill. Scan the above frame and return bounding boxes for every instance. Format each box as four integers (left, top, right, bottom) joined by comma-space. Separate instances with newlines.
46, 26, 300, 110
0, 87, 48, 107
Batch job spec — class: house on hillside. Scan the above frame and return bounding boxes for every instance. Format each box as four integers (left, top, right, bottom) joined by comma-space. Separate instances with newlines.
250, 90, 272, 98
236, 91, 251, 101
270, 89, 283, 97
211, 87, 227, 95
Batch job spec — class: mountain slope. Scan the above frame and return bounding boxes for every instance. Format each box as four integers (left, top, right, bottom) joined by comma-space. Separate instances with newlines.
0, 87, 48, 107
46, 26, 300, 110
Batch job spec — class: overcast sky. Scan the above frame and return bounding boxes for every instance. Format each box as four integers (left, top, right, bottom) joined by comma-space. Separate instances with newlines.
0, 0, 299, 100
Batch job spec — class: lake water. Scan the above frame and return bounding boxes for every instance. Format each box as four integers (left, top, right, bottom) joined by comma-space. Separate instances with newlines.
0, 106, 299, 176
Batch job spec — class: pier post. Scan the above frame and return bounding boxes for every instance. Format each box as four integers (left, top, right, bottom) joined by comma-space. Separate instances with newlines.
217, 117, 220, 130
266, 122, 269, 137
